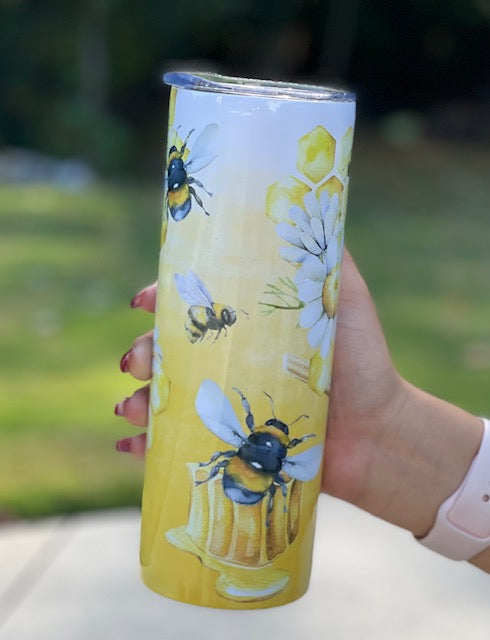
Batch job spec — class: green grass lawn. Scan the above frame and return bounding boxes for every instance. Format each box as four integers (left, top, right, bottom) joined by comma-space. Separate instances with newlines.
1, 134, 489, 519
0, 184, 161, 518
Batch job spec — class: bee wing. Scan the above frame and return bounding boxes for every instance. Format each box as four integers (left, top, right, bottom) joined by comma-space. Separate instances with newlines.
174, 271, 214, 307
282, 443, 324, 482
195, 379, 247, 447
185, 123, 220, 173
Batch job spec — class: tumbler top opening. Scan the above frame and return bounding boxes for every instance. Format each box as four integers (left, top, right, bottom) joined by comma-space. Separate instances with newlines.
163, 71, 355, 103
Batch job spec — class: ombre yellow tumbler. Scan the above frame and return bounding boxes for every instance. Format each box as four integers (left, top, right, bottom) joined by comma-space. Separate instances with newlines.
140, 72, 356, 608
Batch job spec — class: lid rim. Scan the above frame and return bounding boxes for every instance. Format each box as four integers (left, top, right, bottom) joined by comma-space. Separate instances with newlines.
163, 71, 356, 103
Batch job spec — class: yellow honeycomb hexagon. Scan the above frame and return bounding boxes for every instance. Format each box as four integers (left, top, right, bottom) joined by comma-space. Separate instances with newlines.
338, 126, 354, 178
308, 348, 333, 396
265, 176, 311, 224
316, 175, 344, 208
152, 372, 171, 416
297, 125, 336, 184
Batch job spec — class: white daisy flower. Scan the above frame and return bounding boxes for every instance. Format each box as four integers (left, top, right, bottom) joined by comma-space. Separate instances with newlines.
277, 190, 343, 359
295, 254, 340, 358
276, 190, 341, 265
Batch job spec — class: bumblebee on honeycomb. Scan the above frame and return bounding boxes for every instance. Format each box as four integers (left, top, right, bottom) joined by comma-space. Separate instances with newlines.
194, 380, 324, 525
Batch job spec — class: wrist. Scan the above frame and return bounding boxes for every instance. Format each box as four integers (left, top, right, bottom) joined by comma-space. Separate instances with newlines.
470, 546, 490, 572
352, 379, 483, 537
417, 417, 490, 564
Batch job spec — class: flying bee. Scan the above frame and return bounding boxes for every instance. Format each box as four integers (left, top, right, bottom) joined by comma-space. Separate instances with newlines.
194, 380, 324, 525
174, 271, 237, 343
166, 123, 220, 221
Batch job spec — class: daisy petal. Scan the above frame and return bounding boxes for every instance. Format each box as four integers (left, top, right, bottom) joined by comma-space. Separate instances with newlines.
299, 232, 322, 255
299, 298, 324, 329
289, 206, 311, 233
334, 219, 344, 241
276, 222, 302, 247
322, 194, 340, 239
307, 314, 328, 349
279, 245, 309, 263
330, 193, 340, 213
300, 255, 327, 282
320, 319, 334, 358
303, 191, 321, 218
319, 189, 330, 215
297, 278, 323, 303
151, 382, 161, 412
322, 209, 335, 239
310, 216, 326, 249
155, 343, 162, 357
153, 358, 162, 376
325, 238, 339, 271
293, 269, 308, 287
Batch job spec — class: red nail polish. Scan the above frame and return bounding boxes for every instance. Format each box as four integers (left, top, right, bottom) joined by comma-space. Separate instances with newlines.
130, 290, 144, 308
114, 398, 128, 416
119, 350, 131, 373
116, 438, 131, 453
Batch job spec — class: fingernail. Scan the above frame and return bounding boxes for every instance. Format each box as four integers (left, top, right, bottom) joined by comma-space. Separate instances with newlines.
119, 350, 131, 373
116, 438, 131, 453
114, 398, 128, 416
130, 288, 147, 308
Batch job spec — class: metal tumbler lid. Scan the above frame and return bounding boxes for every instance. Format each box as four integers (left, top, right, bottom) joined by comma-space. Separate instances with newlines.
163, 71, 355, 103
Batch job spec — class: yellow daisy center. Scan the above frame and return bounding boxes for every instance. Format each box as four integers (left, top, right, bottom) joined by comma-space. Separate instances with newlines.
322, 263, 340, 319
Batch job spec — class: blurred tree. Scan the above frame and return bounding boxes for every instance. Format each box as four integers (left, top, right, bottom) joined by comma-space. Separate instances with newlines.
319, 0, 360, 81
0, 0, 488, 173
79, 0, 110, 112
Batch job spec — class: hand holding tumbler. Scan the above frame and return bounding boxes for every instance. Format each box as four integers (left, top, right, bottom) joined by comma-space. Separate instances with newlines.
140, 72, 356, 608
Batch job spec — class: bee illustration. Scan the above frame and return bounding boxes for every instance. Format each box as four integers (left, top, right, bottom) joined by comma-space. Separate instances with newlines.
174, 271, 237, 343
194, 380, 324, 524
166, 123, 220, 221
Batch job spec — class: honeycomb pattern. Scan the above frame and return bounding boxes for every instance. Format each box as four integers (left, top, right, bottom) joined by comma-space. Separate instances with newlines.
316, 176, 344, 208
265, 176, 311, 224
152, 373, 170, 416
296, 125, 336, 184
338, 127, 354, 179
308, 349, 333, 396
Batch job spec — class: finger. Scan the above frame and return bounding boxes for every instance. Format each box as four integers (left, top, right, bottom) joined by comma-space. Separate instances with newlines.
120, 331, 153, 380
114, 385, 150, 427
338, 247, 372, 311
116, 433, 147, 459
131, 282, 157, 312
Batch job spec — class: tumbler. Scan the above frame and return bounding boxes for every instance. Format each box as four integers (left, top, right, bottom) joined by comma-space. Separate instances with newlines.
140, 72, 356, 609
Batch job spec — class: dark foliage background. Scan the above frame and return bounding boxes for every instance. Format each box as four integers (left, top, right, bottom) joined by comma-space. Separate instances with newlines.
1, 0, 489, 174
